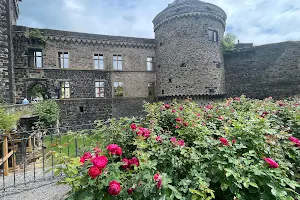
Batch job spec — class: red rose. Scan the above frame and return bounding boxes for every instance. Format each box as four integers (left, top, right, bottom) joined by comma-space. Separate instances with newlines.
130, 123, 137, 130
218, 116, 224, 121
179, 106, 184, 111
156, 135, 163, 143
172, 110, 176, 113
80, 152, 93, 164
88, 166, 102, 179
232, 140, 236, 144
122, 158, 130, 169
157, 179, 162, 189
154, 173, 161, 181
178, 139, 185, 147
127, 188, 134, 194
261, 111, 269, 118
130, 157, 140, 167
137, 127, 151, 139
220, 138, 229, 146
116, 147, 122, 155
94, 148, 102, 155
176, 118, 182, 122
108, 180, 121, 196
278, 102, 285, 107
234, 97, 241, 102
264, 158, 279, 168
92, 156, 108, 169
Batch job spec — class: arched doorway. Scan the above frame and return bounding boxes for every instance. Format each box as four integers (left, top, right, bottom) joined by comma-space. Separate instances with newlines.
27, 83, 48, 102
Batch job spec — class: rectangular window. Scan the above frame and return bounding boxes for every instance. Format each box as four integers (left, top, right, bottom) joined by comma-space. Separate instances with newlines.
208, 30, 218, 42
61, 81, 70, 99
148, 82, 155, 97
94, 54, 104, 70
28, 50, 42, 68
114, 82, 124, 97
58, 52, 69, 68
95, 81, 105, 98
147, 57, 154, 71
113, 55, 122, 70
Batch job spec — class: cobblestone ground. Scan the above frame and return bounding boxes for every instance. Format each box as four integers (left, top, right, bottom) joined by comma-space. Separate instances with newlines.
0, 168, 70, 200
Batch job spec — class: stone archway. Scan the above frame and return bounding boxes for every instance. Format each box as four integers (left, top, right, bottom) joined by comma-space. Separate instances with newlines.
27, 82, 49, 102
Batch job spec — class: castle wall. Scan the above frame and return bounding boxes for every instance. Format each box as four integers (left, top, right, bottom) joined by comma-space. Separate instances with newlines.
224, 42, 300, 99
0, 0, 18, 103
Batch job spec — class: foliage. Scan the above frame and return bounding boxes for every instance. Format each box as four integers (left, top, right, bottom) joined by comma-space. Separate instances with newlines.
56, 96, 300, 200
33, 100, 60, 128
31, 84, 46, 100
221, 33, 237, 55
0, 107, 21, 132
114, 86, 124, 97
27, 28, 46, 43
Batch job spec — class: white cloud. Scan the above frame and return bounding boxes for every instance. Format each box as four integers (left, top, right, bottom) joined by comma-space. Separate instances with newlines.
18, 0, 300, 45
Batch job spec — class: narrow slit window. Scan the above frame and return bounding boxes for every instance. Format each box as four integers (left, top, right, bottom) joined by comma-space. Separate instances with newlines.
208, 30, 218, 42
113, 55, 122, 71
61, 81, 70, 99
95, 81, 105, 98
148, 82, 155, 97
58, 52, 69, 68
114, 82, 124, 97
94, 54, 104, 70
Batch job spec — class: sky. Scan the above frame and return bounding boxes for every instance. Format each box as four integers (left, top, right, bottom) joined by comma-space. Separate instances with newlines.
18, 0, 300, 45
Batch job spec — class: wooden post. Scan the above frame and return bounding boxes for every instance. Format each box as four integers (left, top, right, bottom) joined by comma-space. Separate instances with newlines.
3, 135, 9, 176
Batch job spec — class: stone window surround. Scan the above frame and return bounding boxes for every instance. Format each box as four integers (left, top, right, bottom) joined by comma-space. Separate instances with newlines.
147, 57, 154, 71
113, 81, 124, 97
113, 54, 123, 71
28, 48, 43, 68
57, 51, 70, 69
60, 81, 71, 99
208, 29, 219, 43
93, 53, 105, 70
95, 79, 105, 98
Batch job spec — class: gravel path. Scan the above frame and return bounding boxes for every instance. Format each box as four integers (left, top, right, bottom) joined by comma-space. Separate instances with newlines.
0, 168, 71, 200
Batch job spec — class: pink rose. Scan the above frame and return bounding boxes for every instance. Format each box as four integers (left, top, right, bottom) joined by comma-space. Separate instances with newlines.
137, 127, 151, 139
154, 173, 161, 181
130, 157, 140, 167
175, 125, 181, 129
127, 188, 134, 194
157, 179, 162, 189
80, 152, 93, 164
183, 122, 189, 127
156, 135, 163, 143
218, 116, 224, 121
206, 104, 213, 110
220, 138, 229, 146
130, 123, 137, 130
289, 136, 299, 144
170, 137, 177, 145
92, 156, 108, 169
179, 106, 184, 111
107, 144, 122, 156
88, 166, 102, 179
232, 140, 236, 144
264, 158, 279, 168
178, 139, 185, 147
116, 147, 122, 155
234, 97, 241, 102
108, 180, 121, 196
172, 110, 176, 113
164, 104, 172, 109
122, 158, 130, 169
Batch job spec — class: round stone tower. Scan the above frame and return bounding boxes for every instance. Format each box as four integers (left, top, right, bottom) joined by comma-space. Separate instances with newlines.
153, 0, 227, 100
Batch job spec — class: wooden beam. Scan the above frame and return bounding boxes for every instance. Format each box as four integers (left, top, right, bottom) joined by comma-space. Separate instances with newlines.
2, 136, 9, 176
0, 150, 13, 166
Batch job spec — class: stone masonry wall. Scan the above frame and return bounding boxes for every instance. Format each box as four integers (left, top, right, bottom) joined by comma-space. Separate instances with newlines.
224, 42, 300, 99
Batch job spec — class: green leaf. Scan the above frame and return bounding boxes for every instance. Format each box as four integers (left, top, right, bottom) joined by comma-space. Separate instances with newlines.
221, 183, 229, 191
249, 182, 258, 188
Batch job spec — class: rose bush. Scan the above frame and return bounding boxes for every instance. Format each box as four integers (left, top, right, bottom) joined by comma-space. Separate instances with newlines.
55, 96, 300, 200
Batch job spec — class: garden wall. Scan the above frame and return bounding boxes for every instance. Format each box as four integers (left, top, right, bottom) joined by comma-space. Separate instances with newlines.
224, 41, 300, 99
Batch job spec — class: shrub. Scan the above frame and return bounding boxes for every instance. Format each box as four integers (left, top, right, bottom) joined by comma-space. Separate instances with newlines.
222, 33, 237, 55
0, 107, 21, 132
56, 96, 300, 200
34, 100, 60, 128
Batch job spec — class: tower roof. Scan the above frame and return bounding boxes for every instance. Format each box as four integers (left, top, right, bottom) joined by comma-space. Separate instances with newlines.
153, 0, 227, 31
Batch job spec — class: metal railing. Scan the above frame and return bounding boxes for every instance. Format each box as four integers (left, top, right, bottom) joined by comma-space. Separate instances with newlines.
0, 123, 98, 192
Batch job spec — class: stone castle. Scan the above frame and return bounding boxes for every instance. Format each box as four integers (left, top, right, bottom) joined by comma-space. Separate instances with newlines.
1, 0, 300, 125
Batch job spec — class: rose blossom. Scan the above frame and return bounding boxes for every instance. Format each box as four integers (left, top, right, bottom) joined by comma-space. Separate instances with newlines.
88, 166, 102, 179
80, 152, 92, 164
264, 158, 279, 168
156, 135, 163, 143
206, 104, 213, 110
137, 127, 151, 139
130, 157, 140, 167
92, 156, 108, 169
130, 123, 137, 130
261, 111, 269, 118
154, 173, 161, 181
232, 140, 236, 144
234, 97, 241, 102
177, 139, 185, 147
157, 179, 162, 189
127, 188, 134, 194
176, 118, 182, 123
172, 110, 176, 113
183, 122, 189, 127
175, 125, 181, 129
289, 136, 299, 144
220, 138, 229, 146
108, 180, 121, 196
170, 137, 177, 145
179, 106, 184, 111
106, 144, 122, 156
164, 104, 172, 109
122, 158, 130, 169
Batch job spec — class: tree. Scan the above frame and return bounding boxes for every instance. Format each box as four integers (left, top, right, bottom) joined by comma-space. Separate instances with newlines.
221, 33, 237, 55
34, 100, 60, 128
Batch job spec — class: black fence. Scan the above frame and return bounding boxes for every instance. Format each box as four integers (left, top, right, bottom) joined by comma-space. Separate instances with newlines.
0, 123, 99, 192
